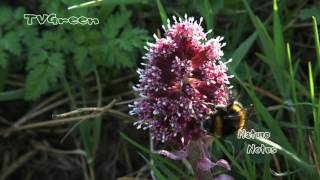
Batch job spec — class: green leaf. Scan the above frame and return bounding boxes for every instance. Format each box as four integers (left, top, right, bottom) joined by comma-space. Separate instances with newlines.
312, 16, 320, 72
74, 46, 93, 76
0, 7, 12, 26
230, 32, 257, 71
0, 31, 21, 56
155, 162, 180, 180
27, 50, 48, 70
238, 75, 294, 153
103, 11, 132, 39
138, 153, 168, 180
104, 44, 136, 68
254, 137, 312, 170
300, 7, 320, 22
156, 0, 168, 26
0, 89, 25, 101
116, 28, 148, 51
14, 7, 26, 20
120, 132, 190, 178
0, 65, 8, 91
242, 0, 286, 97
68, 0, 143, 10
25, 52, 65, 100
273, 0, 285, 67
203, 0, 213, 33
0, 49, 8, 68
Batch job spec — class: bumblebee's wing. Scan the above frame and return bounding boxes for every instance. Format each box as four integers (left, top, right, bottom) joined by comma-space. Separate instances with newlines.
245, 104, 255, 118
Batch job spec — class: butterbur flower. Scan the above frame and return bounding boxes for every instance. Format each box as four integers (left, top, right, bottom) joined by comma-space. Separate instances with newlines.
130, 14, 232, 176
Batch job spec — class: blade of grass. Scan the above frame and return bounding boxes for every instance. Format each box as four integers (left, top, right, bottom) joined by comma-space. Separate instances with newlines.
68, 0, 143, 10
214, 139, 249, 179
68, 0, 102, 10
203, 0, 214, 37
155, 161, 181, 180
273, 0, 285, 70
92, 67, 102, 156
61, 75, 94, 178
308, 62, 316, 121
0, 66, 8, 91
236, 65, 293, 152
0, 89, 25, 101
242, 0, 286, 97
138, 152, 168, 180
230, 32, 257, 71
242, 0, 274, 57
308, 62, 320, 169
312, 16, 320, 76
312, 16, 320, 167
255, 52, 309, 97
78, 77, 95, 164
156, 0, 168, 26
254, 137, 313, 171
120, 132, 190, 178
287, 43, 305, 155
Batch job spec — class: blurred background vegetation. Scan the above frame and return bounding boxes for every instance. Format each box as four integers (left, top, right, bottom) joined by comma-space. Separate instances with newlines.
0, 0, 319, 179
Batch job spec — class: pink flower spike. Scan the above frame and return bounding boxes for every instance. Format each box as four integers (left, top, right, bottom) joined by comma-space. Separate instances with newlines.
216, 159, 231, 171
214, 174, 234, 180
131, 17, 233, 179
154, 149, 188, 160
131, 15, 231, 148
197, 157, 215, 171
197, 157, 231, 171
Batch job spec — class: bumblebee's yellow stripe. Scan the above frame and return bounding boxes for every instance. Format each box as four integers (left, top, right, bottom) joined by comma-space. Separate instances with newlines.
213, 115, 222, 137
238, 111, 245, 130
231, 102, 246, 130
231, 102, 242, 112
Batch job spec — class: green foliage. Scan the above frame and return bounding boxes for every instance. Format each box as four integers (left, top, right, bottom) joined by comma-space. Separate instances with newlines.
0, 2, 148, 100
300, 7, 320, 22
26, 52, 65, 99
100, 11, 149, 68
120, 132, 192, 180
155, 0, 168, 26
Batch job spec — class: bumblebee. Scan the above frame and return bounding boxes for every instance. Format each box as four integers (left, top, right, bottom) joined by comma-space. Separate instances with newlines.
203, 99, 252, 138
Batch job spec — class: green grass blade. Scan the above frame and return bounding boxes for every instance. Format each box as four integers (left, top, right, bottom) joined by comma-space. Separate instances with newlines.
68, 0, 102, 10
80, 120, 94, 163
273, 0, 285, 68
214, 139, 248, 178
0, 89, 25, 101
242, 0, 286, 97
120, 132, 149, 153
308, 62, 320, 163
308, 62, 316, 121
120, 132, 189, 178
93, 67, 103, 155
235, 68, 293, 152
287, 43, 305, 155
138, 152, 168, 180
230, 32, 257, 71
203, 0, 214, 36
0, 66, 8, 91
242, 0, 274, 56
245, 88, 292, 151
312, 16, 320, 73
156, 0, 168, 26
254, 137, 312, 170
68, 0, 143, 10
156, 161, 180, 180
